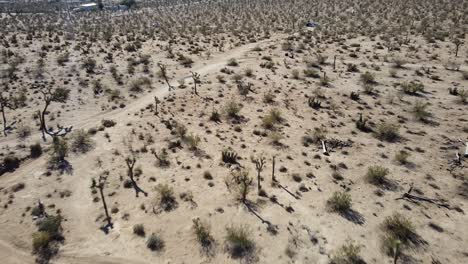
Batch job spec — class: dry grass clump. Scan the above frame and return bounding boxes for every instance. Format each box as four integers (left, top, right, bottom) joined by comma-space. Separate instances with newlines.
223, 99, 243, 119
331, 240, 365, 264
192, 218, 214, 249
360, 71, 376, 84
327, 191, 352, 213
401, 81, 424, 95
155, 184, 177, 211
366, 166, 389, 186
225, 224, 255, 258
302, 127, 327, 146
381, 213, 418, 256
261, 108, 282, 129
411, 100, 431, 121
375, 122, 400, 142
394, 150, 410, 165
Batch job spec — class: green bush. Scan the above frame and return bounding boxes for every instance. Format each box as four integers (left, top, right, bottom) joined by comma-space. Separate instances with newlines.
38, 215, 62, 239
327, 192, 352, 213
2, 155, 20, 172
225, 224, 255, 258
366, 166, 389, 185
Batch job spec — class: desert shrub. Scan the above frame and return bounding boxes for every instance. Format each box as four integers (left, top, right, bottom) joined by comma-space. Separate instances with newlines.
16, 124, 31, 139
268, 132, 283, 145
223, 99, 242, 119
129, 77, 152, 93
261, 109, 282, 129
146, 233, 164, 251
392, 57, 407, 68
225, 224, 255, 258
192, 218, 214, 248
174, 123, 187, 139
81, 57, 96, 73
303, 68, 320, 78
2, 155, 20, 172
38, 215, 62, 238
227, 58, 239, 66
366, 166, 389, 185
382, 213, 415, 243
291, 69, 300, 79
401, 81, 424, 95
32, 231, 51, 252
320, 74, 330, 86
101, 119, 116, 128
394, 151, 410, 164
155, 184, 177, 211
327, 191, 352, 213
50, 138, 68, 162
263, 91, 275, 103
184, 133, 201, 150
360, 71, 376, 84
411, 100, 431, 121
244, 68, 254, 77
302, 127, 327, 145
209, 110, 221, 122
71, 129, 94, 153
133, 224, 145, 237
56, 52, 69, 66
462, 71, 468, 80
375, 122, 399, 142
458, 89, 467, 104
362, 83, 375, 94
331, 240, 363, 264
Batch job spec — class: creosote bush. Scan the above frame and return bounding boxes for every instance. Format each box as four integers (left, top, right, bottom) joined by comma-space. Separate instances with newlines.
71, 129, 94, 153
394, 151, 410, 165
401, 81, 424, 95
147, 233, 164, 251
155, 184, 177, 211
382, 213, 416, 244
223, 99, 242, 119
133, 224, 145, 237
331, 240, 364, 264
327, 191, 352, 213
225, 224, 255, 258
375, 122, 399, 142
366, 166, 389, 185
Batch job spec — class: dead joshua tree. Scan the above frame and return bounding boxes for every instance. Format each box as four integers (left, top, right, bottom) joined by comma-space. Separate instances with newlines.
271, 155, 276, 183
191, 71, 201, 96
253, 155, 266, 194
0, 89, 23, 136
92, 173, 113, 232
38, 86, 72, 141
125, 154, 148, 197
158, 63, 173, 91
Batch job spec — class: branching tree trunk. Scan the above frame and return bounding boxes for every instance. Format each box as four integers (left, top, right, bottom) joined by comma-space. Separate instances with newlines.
158, 63, 173, 91
191, 71, 201, 96
125, 154, 148, 197
0, 89, 23, 136
39, 86, 72, 141
154, 96, 160, 116
92, 174, 113, 231
253, 156, 266, 194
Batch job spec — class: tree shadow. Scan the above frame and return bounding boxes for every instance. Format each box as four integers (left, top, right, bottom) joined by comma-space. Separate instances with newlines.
100, 222, 114, 234
48, 159, 73, 175
340, 209, 365, 225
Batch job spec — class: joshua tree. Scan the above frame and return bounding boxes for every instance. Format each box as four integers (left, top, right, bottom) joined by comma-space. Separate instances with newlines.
271, 155, 276, 183
92, 172, 113, 231
191, 71, 201, 96
158, 63, 173, 91
452, 38, 463, 57
38, 86, 72, 141
0, 87, 26, 136
124, 139, 148, 197
228, 169, 253, 204
252, 155, 266, 194
154, 96, 160, 116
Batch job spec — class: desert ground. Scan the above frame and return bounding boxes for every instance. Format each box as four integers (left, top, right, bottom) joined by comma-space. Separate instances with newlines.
0, 0, 467, 264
